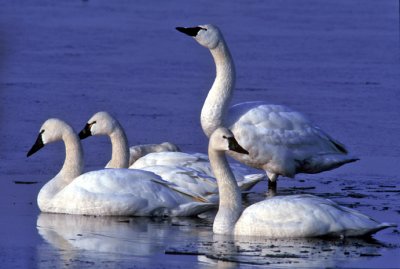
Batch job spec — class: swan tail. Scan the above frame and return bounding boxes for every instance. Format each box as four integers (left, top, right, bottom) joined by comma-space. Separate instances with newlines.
358, 222, 398, 237
345, 222, 397, 237
298, 154, 359, 174
238, 173, 266, 191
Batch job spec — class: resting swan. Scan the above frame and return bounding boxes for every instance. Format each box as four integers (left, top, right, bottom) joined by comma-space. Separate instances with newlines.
26, 118, 214, 216
208, 127, 396, 237
78, 111, 264, 197
176, 25, 358, 189
128, 142, 180, 166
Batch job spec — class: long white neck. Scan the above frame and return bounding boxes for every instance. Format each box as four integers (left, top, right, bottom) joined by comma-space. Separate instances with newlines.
201, 39, 236, 137
38, 128, 84, 210
209, 148, 242, 234
106, 124, 129, 168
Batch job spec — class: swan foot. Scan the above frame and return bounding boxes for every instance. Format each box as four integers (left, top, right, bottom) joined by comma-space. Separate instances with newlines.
265, 171, 278, 196
267, 180, 277, 197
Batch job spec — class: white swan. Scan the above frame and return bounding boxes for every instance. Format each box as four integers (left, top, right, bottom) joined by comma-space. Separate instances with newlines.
208, 127, 396, 237
176, 25, 358, 189
26, 118, 214, 216
78, 112, 264, 197
78, 113, 180, 167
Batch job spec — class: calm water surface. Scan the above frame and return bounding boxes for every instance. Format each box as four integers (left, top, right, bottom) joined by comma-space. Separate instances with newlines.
0, 1, 399, 268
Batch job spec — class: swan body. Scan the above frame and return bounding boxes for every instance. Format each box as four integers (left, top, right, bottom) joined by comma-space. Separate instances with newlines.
176, 25, 358, 184
39, 168, 213, 216
79, 112, 264, 197
208, 127, 396, 237
27, 118, 214, 216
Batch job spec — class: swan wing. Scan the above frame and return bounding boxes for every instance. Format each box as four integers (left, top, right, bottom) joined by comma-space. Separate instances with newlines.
131, 151, 260, 190
227, 102, 355, 176
235, 194, 389, 237
139, 165, 218, 197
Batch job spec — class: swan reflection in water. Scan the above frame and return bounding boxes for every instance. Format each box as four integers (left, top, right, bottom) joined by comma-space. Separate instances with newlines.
37, 213, 389, 268
194, 234, 389, 268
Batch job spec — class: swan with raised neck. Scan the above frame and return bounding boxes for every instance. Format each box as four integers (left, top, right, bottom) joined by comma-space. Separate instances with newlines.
177, 24, 358, 189
208, 127, 396, 237
78, 111, 264, 197
27, 118, 215, 216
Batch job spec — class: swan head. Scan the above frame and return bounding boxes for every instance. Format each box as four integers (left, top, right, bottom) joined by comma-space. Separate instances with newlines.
27, 118, 73, 157
79, 111, 119, 139
209, 127, 249, 155
176, 24, 222, 50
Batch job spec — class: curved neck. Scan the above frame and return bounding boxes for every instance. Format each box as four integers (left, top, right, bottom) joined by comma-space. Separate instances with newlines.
38, 128, 84, 209
201, 40, 236, 137
209, 148, 242, 234
60, 131, 84, 178
106, 125, 129, 168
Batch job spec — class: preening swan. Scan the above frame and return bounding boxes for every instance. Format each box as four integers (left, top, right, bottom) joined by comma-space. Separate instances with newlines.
78, 111, 264, 197
208, 127, 396, 237
27, 118, 214, 216
176, 24, 358, 189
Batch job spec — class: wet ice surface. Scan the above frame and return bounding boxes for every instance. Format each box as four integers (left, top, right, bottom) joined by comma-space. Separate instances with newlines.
0, 0, 399, 268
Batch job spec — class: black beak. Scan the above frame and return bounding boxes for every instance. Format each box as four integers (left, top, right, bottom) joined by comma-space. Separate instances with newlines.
27, 133, 44, 157
176, 26, 203, 37
228, 137, 249, 155
78, 123, 92, 140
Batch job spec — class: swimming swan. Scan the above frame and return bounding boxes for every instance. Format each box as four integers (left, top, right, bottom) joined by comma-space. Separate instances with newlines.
26, 118, 214, 216
176, 24, 358, 189
78, 111, 264, 197
208, 127, 396, 237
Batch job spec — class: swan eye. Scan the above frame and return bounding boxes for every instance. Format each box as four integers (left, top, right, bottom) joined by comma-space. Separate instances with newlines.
89, 121, 97, 127
40, 130, 45, 135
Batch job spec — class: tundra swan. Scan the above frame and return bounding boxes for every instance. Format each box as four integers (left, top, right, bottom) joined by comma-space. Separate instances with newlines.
176, 24, 358, 190
78, 111, 264, 197
208, 127, 396, 237
27, 118, 214, 216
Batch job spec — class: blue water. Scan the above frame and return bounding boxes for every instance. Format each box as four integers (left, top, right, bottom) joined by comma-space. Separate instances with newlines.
0, 1, 399, 268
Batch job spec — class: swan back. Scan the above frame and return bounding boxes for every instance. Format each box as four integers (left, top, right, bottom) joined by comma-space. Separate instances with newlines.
234, 194, 396, 237
129, 142, 181, 166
